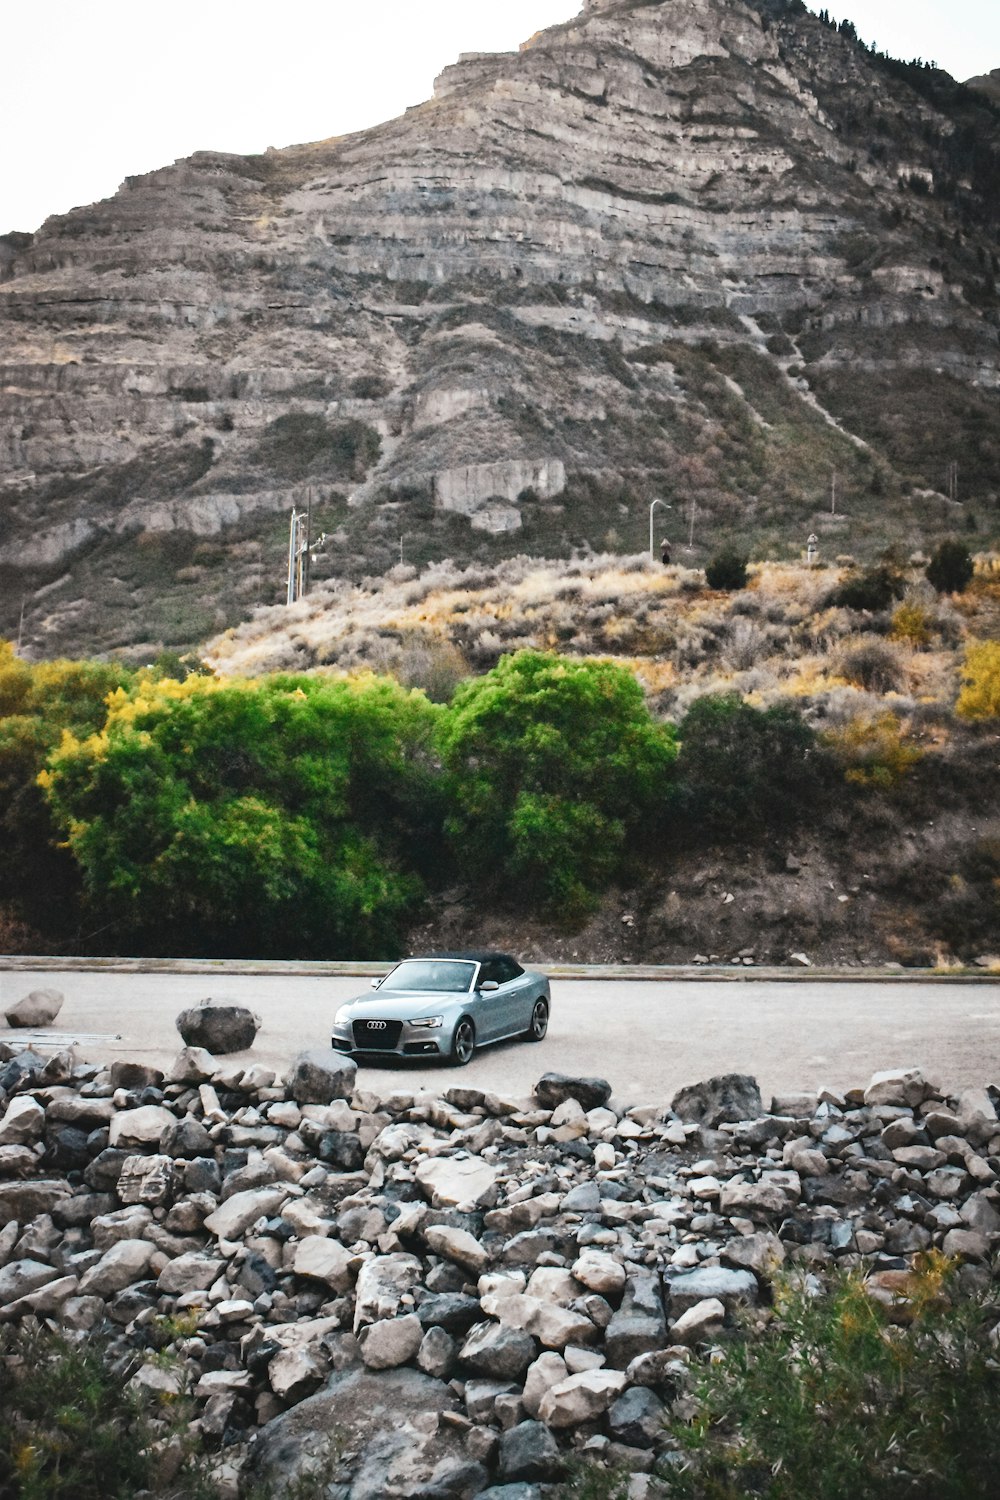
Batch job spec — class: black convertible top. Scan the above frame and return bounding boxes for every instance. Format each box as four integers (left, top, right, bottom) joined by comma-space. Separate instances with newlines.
420, 950, 517, 965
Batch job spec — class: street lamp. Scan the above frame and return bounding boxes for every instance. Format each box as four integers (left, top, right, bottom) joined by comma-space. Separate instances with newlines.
649, 499, 672, 560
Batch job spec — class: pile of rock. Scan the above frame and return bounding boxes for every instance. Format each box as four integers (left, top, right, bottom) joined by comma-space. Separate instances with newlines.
0, 1045, 998, 1500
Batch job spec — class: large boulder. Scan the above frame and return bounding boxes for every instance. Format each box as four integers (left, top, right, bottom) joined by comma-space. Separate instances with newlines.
537, 1368, 627, 1428
244, 1367, 467, 1499
176, 1001, 260, 1055
4, 989, 64, 1028
863, 1068, 936, 1108
286, 1049, 358, 1105
108, 1106, 176, 1149
0, 1180, 71, 1224
604, 1273, 667, 1369
358, 1313, 425, 1370
671, 1073, 764, 1127
459, 1321, 537, 1380
0, 1259, 62, 1306
0, 1096, 45, 1146
499, 1421, 562, 1482
414, 1153, 498, 1211
534, 1073, 612, 1111
203, 1186, 288, 1241
78, 1239, 158, 1297
354, 1254, 424, 1332
665, 1265, 758, 1314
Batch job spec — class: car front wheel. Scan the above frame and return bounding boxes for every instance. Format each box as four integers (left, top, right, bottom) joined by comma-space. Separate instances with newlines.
526, 997, 549, 1042
450, 1017, 476, 1066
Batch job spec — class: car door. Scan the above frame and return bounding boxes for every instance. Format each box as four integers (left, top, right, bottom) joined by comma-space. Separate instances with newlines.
487, 957, 533, 1040
497, 957, 536, 1035
471, 959, 506, 1042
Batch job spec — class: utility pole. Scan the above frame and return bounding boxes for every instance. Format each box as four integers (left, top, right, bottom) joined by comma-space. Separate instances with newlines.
303, 489, 313, 597
946, 461, 958, 503
287, 508, 305, 605
16, 597, 25, 654
830, 469, 837, 516
687, 497, 697, 551
286, 502, 327, 605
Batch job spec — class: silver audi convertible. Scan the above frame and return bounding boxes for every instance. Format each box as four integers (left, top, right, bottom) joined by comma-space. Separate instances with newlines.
331, 951, 550, 1066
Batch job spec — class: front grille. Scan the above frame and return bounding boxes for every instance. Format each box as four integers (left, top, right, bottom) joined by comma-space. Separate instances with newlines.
353, 1019, 403, 1050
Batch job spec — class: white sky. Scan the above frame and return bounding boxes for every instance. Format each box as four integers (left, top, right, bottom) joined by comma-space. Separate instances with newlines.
2, 1, 998, 235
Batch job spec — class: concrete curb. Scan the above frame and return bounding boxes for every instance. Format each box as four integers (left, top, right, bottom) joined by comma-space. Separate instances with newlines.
0, 956, 997, 983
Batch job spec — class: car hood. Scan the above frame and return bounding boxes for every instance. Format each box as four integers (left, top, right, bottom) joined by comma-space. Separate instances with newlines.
340, 989, 467, 1019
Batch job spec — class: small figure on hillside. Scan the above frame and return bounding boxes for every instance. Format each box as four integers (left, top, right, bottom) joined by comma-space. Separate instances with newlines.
660, 539, 672, 566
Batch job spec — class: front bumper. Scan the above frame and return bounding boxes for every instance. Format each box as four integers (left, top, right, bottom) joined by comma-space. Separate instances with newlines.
331, 1019, 444, 1058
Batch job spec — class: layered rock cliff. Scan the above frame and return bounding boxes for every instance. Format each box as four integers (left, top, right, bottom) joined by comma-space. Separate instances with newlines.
2, 0, 999, 656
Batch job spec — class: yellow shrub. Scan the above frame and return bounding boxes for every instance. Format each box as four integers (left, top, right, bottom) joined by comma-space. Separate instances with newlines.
956, 639, 1000, 721
823, 711, 923, 789
890, 601, 933, 647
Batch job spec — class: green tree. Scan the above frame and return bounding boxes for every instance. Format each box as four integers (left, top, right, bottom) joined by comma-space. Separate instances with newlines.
0, 642, 132, 944
705, 548, 749, 591
41, 672, 441, 958
829, 564, 906, 612
926, 537, 974, 594
437, 651, 676, 917
675, 692, 825, 838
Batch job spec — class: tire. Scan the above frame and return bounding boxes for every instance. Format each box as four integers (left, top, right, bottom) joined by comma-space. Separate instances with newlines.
450, 1017, 476, 1066
525, 997, 549, 1042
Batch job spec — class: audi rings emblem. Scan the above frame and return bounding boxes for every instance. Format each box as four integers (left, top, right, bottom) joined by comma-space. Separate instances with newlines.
367, 1020, 387, 1029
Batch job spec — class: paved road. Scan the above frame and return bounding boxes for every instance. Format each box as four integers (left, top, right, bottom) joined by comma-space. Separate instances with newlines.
2, 968, 998, 1106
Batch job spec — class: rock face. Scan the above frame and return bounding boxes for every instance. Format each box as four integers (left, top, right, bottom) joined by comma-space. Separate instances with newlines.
0, 1046, 998, 1497
2, 0, 998, 657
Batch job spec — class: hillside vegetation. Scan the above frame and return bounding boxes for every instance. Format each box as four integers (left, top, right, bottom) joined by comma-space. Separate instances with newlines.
2, 550, 998, 967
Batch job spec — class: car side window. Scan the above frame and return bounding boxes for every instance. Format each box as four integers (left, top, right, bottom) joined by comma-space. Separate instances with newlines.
478, 961, 500, 987
495, 957, 523, 984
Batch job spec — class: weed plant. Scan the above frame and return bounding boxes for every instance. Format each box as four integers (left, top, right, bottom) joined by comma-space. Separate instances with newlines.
0, 1324, 210, 1499
665, 1257, 1000, 1500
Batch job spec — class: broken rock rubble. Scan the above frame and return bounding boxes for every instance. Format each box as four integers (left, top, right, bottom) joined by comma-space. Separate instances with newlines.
0, 1044, 998, 1498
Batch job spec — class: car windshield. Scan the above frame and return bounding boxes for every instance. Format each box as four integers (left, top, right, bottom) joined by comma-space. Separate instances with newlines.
381, 960, 476, 993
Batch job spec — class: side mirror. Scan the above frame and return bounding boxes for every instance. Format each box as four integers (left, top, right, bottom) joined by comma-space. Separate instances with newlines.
479, 980, 500, 993
370, 978, 382, 990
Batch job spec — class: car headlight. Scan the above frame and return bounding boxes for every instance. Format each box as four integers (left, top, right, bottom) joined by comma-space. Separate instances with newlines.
334, 1006, 352, 1026
409, 1016, 444, 1029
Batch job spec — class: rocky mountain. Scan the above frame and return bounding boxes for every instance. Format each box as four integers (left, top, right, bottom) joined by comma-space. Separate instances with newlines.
967, 68, 1000, 106
2, 0, 999, 658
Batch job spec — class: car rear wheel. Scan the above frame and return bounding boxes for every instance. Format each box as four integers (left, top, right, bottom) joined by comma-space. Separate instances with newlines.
450, 1017, 476, 1066
526, 997, 549, 1041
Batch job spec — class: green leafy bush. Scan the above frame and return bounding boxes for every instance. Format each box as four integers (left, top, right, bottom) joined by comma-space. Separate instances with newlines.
829, 564, 906, 612
668, 1258, 1000, 1500
704, 548, 749, 591
926, 538, 974, 594
675, 692, 825, 837
40, 672, 441, 958
437, 651, 677, 917
0, 641, 133, 940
